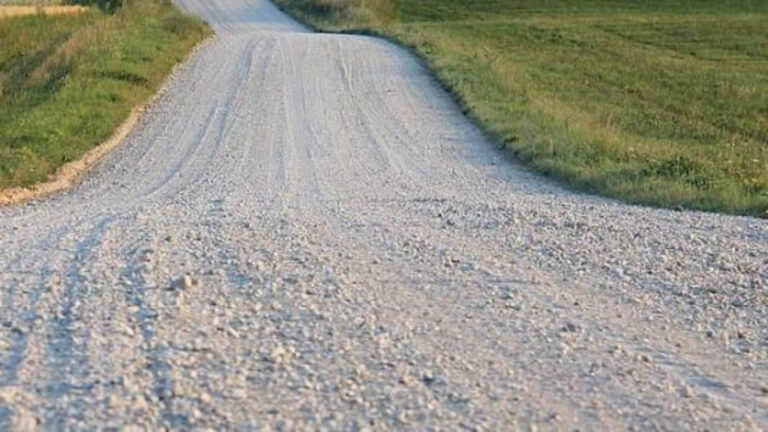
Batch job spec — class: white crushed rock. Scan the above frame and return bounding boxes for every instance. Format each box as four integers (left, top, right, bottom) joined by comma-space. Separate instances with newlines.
0, 0, 766, 429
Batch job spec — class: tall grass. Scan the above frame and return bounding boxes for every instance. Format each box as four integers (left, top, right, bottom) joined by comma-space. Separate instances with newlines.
275, 0, 768, 216
0, 0, 209, 189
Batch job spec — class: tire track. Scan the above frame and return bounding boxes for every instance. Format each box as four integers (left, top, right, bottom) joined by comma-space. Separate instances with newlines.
118, 239, 184, 429
43, 217, 115, 429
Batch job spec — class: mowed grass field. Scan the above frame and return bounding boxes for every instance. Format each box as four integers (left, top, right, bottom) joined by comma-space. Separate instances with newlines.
0, 0, 208, 190
276, 0, 768, 216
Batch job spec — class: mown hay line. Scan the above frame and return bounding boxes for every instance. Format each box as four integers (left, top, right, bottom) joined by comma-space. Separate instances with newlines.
0, 5, 88, 19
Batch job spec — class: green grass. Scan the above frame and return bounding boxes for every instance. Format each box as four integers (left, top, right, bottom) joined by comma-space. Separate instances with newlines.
0, 0, 209, 189
275, 0, 768, 216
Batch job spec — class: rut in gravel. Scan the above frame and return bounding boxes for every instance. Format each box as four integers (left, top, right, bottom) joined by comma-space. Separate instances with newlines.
0, 0, 766, 429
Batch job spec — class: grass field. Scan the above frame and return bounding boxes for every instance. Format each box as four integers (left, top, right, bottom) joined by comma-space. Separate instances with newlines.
0, 0, 209, 190
276, 0, 768, 216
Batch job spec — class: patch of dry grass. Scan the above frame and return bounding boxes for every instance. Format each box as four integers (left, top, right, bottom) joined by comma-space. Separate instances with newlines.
0, 5, 86, 19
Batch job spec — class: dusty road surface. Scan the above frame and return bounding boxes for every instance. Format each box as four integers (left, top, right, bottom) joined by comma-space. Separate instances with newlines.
1, 0, 767, 429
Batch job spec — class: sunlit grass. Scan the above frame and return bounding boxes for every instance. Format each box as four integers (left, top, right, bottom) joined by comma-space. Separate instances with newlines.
0, 0, 209, 189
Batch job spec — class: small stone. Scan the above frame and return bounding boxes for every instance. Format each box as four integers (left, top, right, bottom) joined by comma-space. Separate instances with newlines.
398, 374, 415, 386
498, 285, 517, 300
107, 394, 123, 409
133, 395, 148, 411
268, 345, 296, 364
121, 323, 135, 337
13, 408, 38, 431
680, 385, 694, 398
484, 219, 500, 229
170, 275, 200, 291
561, 322, 581, 333
498, 292, 513, 301
421, 371, 437, 386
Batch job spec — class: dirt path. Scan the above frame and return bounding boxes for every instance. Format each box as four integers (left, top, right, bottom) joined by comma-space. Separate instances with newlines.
0, 0, 766, 429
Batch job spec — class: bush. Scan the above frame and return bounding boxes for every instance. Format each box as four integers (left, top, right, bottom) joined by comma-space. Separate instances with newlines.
67, 0, 123, 13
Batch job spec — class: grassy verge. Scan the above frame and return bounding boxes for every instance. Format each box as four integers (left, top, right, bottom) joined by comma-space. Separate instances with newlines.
275, 0, 768, 216
0, 0, 209, 189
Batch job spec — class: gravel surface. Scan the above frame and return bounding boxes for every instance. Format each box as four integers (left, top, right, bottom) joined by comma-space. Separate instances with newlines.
1, 0, 767, 429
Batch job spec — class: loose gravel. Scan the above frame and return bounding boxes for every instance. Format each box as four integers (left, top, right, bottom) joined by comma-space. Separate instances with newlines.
0, 0, 766, 429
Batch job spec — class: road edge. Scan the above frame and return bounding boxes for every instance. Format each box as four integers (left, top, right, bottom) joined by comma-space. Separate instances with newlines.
0, 36, 214, 208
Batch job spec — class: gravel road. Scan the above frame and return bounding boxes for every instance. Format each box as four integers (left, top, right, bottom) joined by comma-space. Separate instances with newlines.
1, 0, 767, 429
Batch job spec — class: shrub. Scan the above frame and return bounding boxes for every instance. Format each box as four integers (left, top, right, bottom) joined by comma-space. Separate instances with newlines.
67, 0, 123, 13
